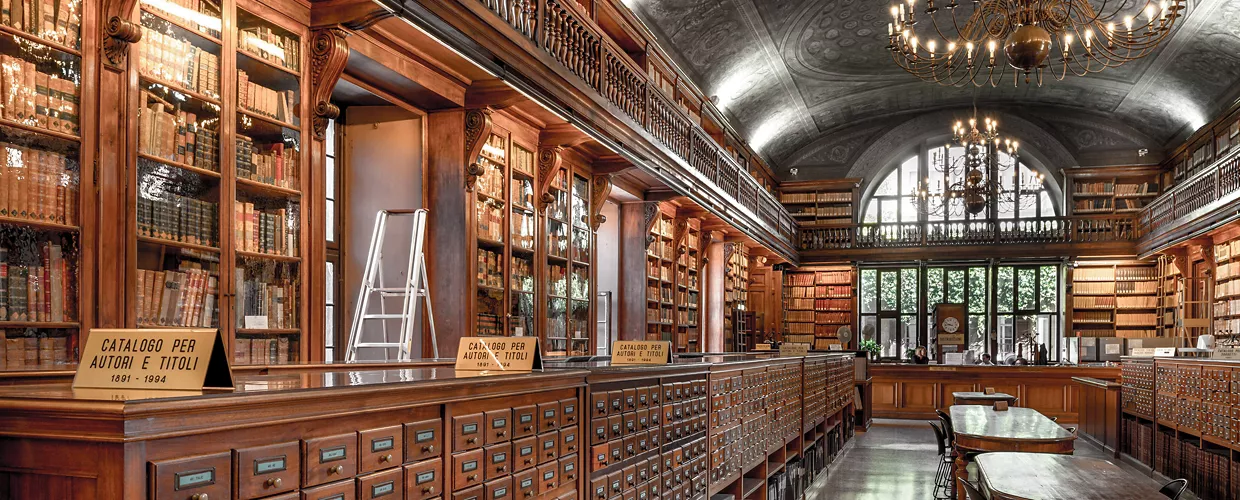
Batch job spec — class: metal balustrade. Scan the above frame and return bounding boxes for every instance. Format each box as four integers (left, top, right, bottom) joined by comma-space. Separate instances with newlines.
800, 216, 1142, 251
1140, 147, 1240, 239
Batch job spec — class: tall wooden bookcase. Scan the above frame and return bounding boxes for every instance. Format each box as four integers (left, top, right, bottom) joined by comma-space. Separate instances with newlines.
673, 217, 702, 352
781, 265, 856, 349
125, 0, 309, 365
1067, 260, 1159, 338
539, 149, 595, 356
1063, 166, 1163, 215
723, 242, 749, 351
0, 0, 95, 370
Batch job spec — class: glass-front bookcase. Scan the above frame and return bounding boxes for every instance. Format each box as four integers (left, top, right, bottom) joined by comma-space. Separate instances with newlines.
130, 0, 307, 365
0, 0, 85, 371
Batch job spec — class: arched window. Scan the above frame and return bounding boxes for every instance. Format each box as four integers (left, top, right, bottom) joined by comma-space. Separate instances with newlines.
861, 146, 1057, 225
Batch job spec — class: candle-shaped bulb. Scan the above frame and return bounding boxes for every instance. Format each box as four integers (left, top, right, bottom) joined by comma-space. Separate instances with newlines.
927, 39, 936, 54
969, 118, 976, 128
1124, 16, 1133, 31
966, 41, 974, 58
891, 5, 900, 18
1145, 5, 1156, 22
1064, 33, 1073, 51
899, 3, 905, 17
1085, 29, 1093, 47
910, 36, 919, 51
889, 23, 894, 36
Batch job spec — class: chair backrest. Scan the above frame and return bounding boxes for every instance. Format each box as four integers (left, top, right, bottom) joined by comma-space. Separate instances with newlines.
927, 421, 946, 456
936, 409, 955, 446
958, 478, 986, 500
1159, 478, 1188, 499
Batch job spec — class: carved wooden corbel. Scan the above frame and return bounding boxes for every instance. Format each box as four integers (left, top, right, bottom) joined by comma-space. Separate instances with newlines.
699, 231, 715, 269
464, 108, 495, 192
589, 174, 612, 231
536, 146, 563, 207
103, 16, 142, 68
642, 202, 662, 247
723, 242, 737, 264
671, 217, 688, 255
309, 28, 350, 140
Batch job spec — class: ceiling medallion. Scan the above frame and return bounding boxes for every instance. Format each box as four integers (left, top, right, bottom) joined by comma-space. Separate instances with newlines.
916, 115, 1044, 217
887, 0, 1187, 86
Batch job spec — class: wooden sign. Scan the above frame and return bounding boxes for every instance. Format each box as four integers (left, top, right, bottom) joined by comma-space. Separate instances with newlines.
983, 387, 996, 395
611, 341, 672, 365
1213, 347, 1240, 360
936, 334, 965, 345
993, 401, 1008, 412
72, 329, 234, 391
1130, 347, 1157, 358
753, 344, 772, 351
455, 337, 543, 373
779, 343, 810, 357
1154, 347, 1177, 358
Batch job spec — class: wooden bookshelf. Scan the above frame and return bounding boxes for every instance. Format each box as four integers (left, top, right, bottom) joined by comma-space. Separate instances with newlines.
127, 0, 308, 365
1158, 254, 1180, 337
643, 204, 676, 343
724, 242, 750, 351
1068, 260, 1159, 338
1063, 166, 1163, 215
781, 265, 855, 350
673, 216, 702, 352
0, 0, 89, 371
1214, 236, 1240, 336
780, 179, 860, 251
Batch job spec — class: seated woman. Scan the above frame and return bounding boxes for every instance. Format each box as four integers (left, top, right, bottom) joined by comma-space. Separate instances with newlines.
911, 346, 930, 364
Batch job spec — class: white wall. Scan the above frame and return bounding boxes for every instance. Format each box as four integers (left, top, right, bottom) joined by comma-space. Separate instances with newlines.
595, 200, 621, 354
343, 106, 424, 360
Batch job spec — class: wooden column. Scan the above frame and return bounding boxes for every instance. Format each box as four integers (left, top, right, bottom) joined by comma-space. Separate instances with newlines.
619, 201, 657, 341
704, 232, 726, 352
426, 109, 471, 357
99, 0, 139, 329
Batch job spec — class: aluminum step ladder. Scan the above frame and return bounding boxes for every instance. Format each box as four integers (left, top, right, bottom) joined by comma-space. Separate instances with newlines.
345, 209, 438, 361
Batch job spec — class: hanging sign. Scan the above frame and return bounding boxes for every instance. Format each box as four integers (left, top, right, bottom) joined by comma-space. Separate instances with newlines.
611, 341, 672, 365
72, 329, 234, 391
1212, 347, 1240, 360
779, 343, 810, 357
455, 337, 543, 373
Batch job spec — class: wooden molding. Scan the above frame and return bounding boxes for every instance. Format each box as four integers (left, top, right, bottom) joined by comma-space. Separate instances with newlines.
642, 201, 662, 247
699, 231, 716, 270
540, 123, 592, 150
102, 16, 141, 68
537, 146, 564, 208
464, 107, 495, 192
466, 79, 528, 109
590, 174, 612, 231
311, 0, 395, 29
671, 217, 688, 255
310, 27, 351, 140
723, 242, 738, 263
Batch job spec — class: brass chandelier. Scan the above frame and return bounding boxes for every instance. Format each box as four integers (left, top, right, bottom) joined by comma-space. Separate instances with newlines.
887, 0, 1188, 86
915, 115, 1045, 216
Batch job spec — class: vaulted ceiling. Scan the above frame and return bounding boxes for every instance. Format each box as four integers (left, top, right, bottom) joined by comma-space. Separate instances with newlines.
629, 0, 1240, 178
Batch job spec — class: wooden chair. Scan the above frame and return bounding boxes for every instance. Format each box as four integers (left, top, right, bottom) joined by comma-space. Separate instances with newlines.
958, 478, 986, 500
1159, 479, 1188, 499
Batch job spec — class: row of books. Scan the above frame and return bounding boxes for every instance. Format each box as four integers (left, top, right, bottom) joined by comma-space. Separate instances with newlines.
1074, 282, 1115, 295
1073, 199, 1112, 212
1116, 281, 1157, 294
1115, 198, 1147, 212
0, 243, 71, 321
475, 159, 503, 200
237, 70, 296, 124
1074, 267, 1116, 281
477, 248, 503, 289
779, 192, 851, 204
798, 228, 851, 250
234, 268, 297, 329
1072, 311, 1112, 323
792, 206, 850, 218
233, 202, 297, 256
1115, 329, 1158, 338
785, 273, 816, 287
1, 0, 81, 48
786, 322, 815, 335
1216, 239, 1240, 263
1074, 329, 1115, 337
138, 194, 219, 247
1114, 182, 1159, 195
510, 210, 535, 251
814, 299, 850, 311
817, 312, 850, 324
1117, 295, 1158, 309
138, 98, 219, 170
1116, 267, 1158, 280
139, 25, 220, 97
239, 26, 300, 73
135, 266, 218, 327
816, 272, 851, 285
142, 0, 219, 38
0, 55, 79, 135
509, 255, 533, 292
1217, 279, 1240, 299
511, 177, 534, 211
548, 263, 568, 298
1073, 181, 1114, 194
475, 200, 503, 243
233, 336, 297, 365
1, 333, 70, 369
1214, 318, 1240, 336
785, 310, 814, 322
646, 261, 672, 281
1073, 295, 1115, 309
645, 305, 672, 323
1212, 298, 1240, 318
0, 144, 77, 225
511, 144, 533, 177
1116, 313, 1157, 326
236, 136, 297, 189
1219, 261, 1240, 281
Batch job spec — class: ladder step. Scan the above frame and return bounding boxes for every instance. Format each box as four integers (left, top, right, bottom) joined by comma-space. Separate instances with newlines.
372, 287, 409, 293
354, 343, 406, 348
363, 314, 408, 319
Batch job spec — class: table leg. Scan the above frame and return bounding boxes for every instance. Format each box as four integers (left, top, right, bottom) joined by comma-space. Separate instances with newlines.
954, 448, 969, 500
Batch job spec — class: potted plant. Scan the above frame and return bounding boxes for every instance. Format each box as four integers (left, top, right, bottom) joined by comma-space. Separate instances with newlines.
859, 339, 881, 361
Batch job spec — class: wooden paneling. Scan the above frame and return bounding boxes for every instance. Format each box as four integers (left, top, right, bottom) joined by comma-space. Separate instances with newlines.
870, 365, 1120, 424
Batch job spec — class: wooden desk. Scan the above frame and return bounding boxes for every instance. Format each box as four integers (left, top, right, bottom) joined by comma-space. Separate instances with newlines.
950, 405, 1075, 500
952, 391, 1016, 406
976, 452, 1163, 500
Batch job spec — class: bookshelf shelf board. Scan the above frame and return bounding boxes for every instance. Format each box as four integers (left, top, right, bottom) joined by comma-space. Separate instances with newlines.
475, 190, 504, 206
139, 72, 222, 106
571, 259, 590, 267
237, 48, 301, 78
1116, 307, 1159, 311
236, 177, 301, 198
238, 109, 299, 131
236, 328, 301, 335
547, 254, 568, 263
511, 202, 534, 214
0, 321, 79, 328
549, 294, 568, 300
1115, 193, 1158, 199
1115, 208, 1142, 213
1073, 307, 1115, 311
141, 8, 224, 46
235, 250, 301, 262
510, 288, 534, 295
477, 236, 505, 250
0, 24, 82, 57
137, 235, 221, 253
798, 220, 854, 229
137, 153, 222, 178
0, 216, 81, 233
510, 245, 534, 255
1073, 292, 1118, 296
1071, 320, 1115, 324
1071, 192, 1116, 198
0, 118, 80, 143
477, 284, 505, 294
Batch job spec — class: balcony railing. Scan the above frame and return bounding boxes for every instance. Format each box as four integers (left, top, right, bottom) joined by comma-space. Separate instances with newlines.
1140, 146, 1240, 240
464, 0, 797, 248
797, 216, 1142, 252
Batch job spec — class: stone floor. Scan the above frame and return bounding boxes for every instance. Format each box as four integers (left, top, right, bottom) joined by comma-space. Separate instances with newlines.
808, 418, 1177, 500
